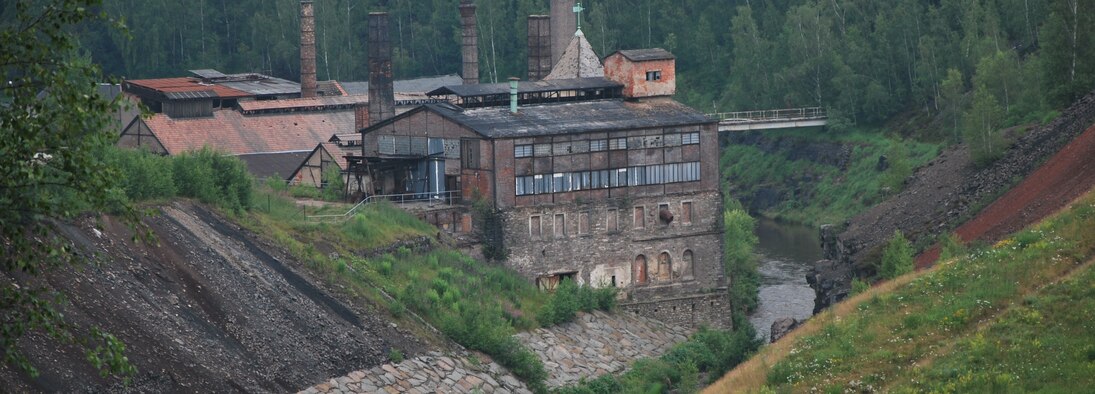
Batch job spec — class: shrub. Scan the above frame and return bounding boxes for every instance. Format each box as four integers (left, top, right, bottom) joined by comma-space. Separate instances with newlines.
109, 147, 253, 212
851, 277, 870, 295
880, 230, 914, 279
939, 232, 967, 262
594, 287, 618, 311
472, 199, 507, 261
320, 164, 345, 201
388, 348, 404, 363
724, 207, 759, 312
387, 299, 405, 318
538, 279, 580, 326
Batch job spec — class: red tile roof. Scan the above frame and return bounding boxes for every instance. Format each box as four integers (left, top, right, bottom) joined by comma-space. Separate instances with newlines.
125, 77, 252, 99
142, 109, 356, 155
319, 142, 359, 170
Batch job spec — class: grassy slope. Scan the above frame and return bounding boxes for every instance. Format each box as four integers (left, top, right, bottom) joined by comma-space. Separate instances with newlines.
721, 128, 939, 226
706, 189, 1095, 393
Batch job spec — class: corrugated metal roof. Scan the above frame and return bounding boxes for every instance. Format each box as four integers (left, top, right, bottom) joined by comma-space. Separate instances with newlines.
340, 74, 462, 95
164, 90, 217, 100
189, 69, 228, 79
426, 77, 622, 97
381, 99, 711, 139
237, 150, 312, 180
219, 75, 301, 97
125, 77, 252, 99
141, 108, 356, 155
237, 96, 368, 112
613, 48, 675, 62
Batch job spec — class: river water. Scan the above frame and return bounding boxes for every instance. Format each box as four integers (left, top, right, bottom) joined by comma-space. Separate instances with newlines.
748, 217, 822, 341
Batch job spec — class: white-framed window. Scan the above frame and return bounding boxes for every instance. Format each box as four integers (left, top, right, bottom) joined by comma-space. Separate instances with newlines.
646, 70, 662, 81
682, 132, 700, 145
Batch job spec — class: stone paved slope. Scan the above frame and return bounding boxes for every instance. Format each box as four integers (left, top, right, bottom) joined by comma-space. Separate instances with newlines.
515, 310, 692, 388
299, 351, 531, 394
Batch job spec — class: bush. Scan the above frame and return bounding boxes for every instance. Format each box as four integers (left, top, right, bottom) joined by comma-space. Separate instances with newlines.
388, 348, 404, 363
851, 277, 870, 295
724, 207, 759, 312
538, 279, 580, 326
880, 230, 914, 279
108, 147, 253, 212
939, 232, 967, 262
594, 287, 618, 311
472, 199, 507, 261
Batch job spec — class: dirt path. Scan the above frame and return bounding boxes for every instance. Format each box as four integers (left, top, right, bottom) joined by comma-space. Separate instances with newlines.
917, 122, 1095, 267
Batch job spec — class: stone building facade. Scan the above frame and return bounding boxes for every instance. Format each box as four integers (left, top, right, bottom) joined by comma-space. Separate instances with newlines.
355, 50, 732, 328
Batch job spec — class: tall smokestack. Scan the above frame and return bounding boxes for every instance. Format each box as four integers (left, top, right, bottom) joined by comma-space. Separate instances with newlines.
368, 12, 395, 126
527, 15, 551, 81
300, 0, 317, 98
459, 0, 479, 85
550, 0, 577, 66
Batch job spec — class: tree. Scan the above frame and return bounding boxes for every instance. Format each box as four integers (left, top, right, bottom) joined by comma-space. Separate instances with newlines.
880, 230, 914, 279
1, 0, 135, 379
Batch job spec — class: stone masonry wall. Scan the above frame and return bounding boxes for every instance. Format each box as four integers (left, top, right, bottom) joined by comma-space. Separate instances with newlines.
298, 351, 530, 394
501, 191, 723, 305
619, 290, 733, 329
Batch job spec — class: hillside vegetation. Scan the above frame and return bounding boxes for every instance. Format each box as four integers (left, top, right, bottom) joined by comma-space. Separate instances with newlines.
707, 188, 1095, 393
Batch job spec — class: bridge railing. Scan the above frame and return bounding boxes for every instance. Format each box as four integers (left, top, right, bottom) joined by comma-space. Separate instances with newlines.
708, 107, 827, 124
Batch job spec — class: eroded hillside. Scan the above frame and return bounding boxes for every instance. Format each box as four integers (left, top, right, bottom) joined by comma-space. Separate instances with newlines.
0, 202, 427, 392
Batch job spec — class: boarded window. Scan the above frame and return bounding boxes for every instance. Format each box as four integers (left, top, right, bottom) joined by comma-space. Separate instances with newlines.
682, 250, 695, 279
554, 214, 566, 238
578, 211, 590, 235
606, 209, 619, 232
633, 206, 645, 229
461, 140, 480, 169
681, 201, 693, 224
657, 252, 672, 281
529, 215, 542, 238
633, 255, 648, 284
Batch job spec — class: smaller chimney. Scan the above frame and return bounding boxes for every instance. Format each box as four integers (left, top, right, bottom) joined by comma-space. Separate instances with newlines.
354, 103, 369, 131
300, 0, 318, 98
460, 0, 479, 85
509, 77, 520, 114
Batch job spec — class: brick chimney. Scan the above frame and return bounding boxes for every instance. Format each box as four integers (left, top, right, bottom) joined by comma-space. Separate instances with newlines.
527, 15, 551, 81
550, 0, 577, 66
460, 0, 479, 85
368, 12, 395, 126
300, 0, 317, 98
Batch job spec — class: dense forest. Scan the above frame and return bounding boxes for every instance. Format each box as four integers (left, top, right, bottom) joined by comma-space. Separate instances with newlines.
52, 0, 1095, 143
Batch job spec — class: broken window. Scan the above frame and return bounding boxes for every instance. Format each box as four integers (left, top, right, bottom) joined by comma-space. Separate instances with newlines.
529, 215, 542, 238
658, 203, 673, 225
461, 140, 480, 169
534, 144, 552, 156
554, 213, 566, 238
645, 70, 662, 81
578, 211, 590, 235
634, 206, 645, 229
657, 252, 672, 281
682, 250, 695, 279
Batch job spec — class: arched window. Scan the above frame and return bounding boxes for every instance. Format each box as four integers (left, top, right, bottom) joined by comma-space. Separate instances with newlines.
633, 255, 648, 284
681, 250, 695, 280
657, 252, 672, 281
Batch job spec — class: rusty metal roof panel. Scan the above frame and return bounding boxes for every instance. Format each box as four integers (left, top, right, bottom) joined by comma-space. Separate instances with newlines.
142, 108, 356, 155
218, 74, 301, 96
422, 98, 711, 138
237, 96, 368, 112
189, 69, 228, 79
426, 77, 622, 97
125, 77, 252, 98
613, 48, 676, 62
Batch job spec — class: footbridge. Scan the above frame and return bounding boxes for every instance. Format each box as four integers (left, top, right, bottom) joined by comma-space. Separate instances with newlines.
708, 107, 827, 132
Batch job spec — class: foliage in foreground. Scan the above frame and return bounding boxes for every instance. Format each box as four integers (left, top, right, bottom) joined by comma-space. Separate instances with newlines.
556, 315, 762, 394
879, 230, 914, 279
0, 0, 136, 380
536, 279, 617, 327
764, 192, 1095, 392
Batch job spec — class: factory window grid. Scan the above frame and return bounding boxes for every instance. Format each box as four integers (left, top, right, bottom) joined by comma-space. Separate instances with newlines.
590, 139, 608, 152
682, 132, 700, 145
608, 137, 628, 150
514, 144, 533, 158
513, 162, 700, 196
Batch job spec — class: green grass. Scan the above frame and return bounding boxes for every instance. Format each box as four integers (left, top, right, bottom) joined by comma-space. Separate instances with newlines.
761, 190, 1095, 392
721, 129, 940, 226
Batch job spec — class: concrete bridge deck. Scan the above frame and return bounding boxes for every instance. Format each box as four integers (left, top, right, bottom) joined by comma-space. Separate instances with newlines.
709, 107, 827, 131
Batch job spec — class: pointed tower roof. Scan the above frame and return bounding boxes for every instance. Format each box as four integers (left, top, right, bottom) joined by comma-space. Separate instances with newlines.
544, 30, 604, 80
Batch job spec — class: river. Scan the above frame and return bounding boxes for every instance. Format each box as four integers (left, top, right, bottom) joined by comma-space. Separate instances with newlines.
748, 217, 822, 341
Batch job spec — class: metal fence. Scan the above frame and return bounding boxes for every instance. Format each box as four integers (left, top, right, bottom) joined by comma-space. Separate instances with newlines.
305, 190, 463, 221
708, 107, 827, 124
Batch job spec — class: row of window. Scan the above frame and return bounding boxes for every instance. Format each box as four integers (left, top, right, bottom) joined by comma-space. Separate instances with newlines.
514, 132, 699, 158
528, 201, 694, 239
378, 135, 461, 159
515, 162, 700, 196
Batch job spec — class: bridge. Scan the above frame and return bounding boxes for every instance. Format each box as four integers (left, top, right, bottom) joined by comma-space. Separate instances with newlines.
708, 107, 827, 132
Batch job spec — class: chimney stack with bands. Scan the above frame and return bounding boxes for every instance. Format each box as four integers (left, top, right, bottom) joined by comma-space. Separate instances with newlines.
460, 0, 479, 85
527, 15, 552, 81
368, 12, 395, 126
300, 0, 317, 98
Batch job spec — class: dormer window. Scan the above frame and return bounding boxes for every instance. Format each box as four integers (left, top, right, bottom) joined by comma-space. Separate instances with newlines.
646, 70, 662, 81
